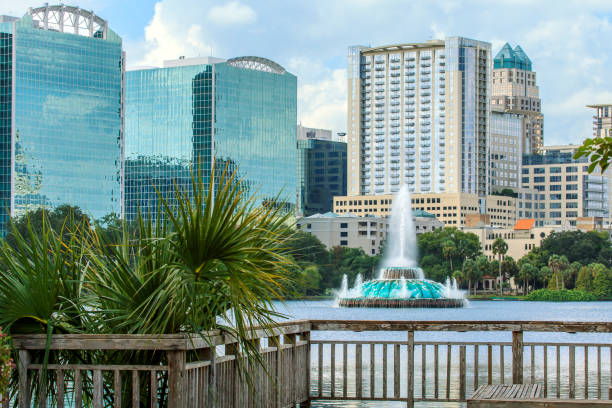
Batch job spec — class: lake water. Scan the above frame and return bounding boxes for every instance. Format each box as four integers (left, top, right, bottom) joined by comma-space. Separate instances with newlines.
273, 300, 612, 407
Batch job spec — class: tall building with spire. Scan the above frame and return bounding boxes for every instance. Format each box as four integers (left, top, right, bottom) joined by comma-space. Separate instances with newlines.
492, 43, 543, 155
346, 37, 491, 197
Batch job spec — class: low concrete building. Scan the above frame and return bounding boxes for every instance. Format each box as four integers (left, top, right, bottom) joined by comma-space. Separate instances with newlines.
296, 211, 443, 255
334, 192, 519, 228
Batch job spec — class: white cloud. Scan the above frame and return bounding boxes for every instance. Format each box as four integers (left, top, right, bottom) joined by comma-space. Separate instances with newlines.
298, 69, 347, 134
207, 1, 256, 25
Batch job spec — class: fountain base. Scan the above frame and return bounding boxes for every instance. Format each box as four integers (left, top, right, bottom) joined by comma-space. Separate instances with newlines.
336, 297, 465, 308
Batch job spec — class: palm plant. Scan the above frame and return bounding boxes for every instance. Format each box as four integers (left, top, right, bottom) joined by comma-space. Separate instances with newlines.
491, 238, 508, 294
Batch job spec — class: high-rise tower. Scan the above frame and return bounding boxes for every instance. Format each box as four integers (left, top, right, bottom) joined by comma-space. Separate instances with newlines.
0, 5, 124, 234
492, 43, 543, 154
347, 37, 491, 197
587, 104, 612, 138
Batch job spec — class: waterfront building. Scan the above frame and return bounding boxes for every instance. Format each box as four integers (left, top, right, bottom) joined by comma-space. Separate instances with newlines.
588, 104, 612, 138
297, 126, 347, 216
492, 43, 543, 154
296, 211, 443, 255
522, 145, 611, 227
347, 37, 491, 197
490, 110, 522, 191
0, 5, 124, 234
125, 56, 297, 220
333, 192, 522, 228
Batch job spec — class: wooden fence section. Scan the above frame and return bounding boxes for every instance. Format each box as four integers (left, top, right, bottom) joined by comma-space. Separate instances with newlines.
8, 320, 311, 408
309, 320, 612, 405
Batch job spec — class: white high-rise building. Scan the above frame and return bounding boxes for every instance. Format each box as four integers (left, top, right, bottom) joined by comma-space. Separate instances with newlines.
347, 37, 491, 197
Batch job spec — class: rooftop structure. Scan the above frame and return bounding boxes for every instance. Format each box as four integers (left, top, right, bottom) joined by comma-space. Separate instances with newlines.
587, 103, 612, 138
493, 43, 532, 71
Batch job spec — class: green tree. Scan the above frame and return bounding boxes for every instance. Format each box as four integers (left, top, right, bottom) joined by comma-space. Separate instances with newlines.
475, 255, 490, 290
574, 136, 612, 173
418, 227, 481, 280
575, 265, 594, 293
548, 254, 569, 290
491, 238, 508, 293
540, 230, 612, 267
518, 262, 538, 294
452, 270, 464, 288
501, 256, 519, 290
538, 266, 552, 289
442, 240, 458, 271
591, 266, 612, 299
462, 258, 482, 295
294, 265, 321, 296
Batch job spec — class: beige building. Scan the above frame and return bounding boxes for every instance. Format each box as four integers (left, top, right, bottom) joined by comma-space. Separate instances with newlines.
491, 43, 543, 155
347, 37, 491, 197
588, 104, 612, 138
522, 145, 611, 227
296, 212, 443, 255
333, 192, 520, 228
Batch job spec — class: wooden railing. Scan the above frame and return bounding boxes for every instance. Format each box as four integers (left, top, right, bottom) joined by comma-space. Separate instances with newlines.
5, 320, 311, 408
309, 320, 612, 406
3, 320, 611, 407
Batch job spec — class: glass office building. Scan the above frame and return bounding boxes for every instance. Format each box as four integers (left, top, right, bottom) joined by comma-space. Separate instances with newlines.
297, 138, 347, 216
125, 56, 297, 220
0, 5, 124, 234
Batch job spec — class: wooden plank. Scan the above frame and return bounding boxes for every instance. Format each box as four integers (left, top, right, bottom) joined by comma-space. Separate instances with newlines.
167, 350, 185, 408
18, 350, 30, 408
114, 369, 121, 408
474, 345, 479, 391
331, 343, 336, 398
569, 345, 575, 399
557, 345, 561, 398
500, 344, 505, 384
382, 343, 388, 399
434, 344, 439, 399
584, 346, 588, 399
151, 370, 158, 408
544, 345, 548, 397
356, 343, 362, 398
56, 369, 64, 408
132, 370, 140, 407
393, 344, 400, 398
370, 344, 375, 398
407, 331, 414, 405
512, 331, 523, 384
459, 345, 466, 401
467, 399, 612, 407
343, 343, 348, 398
74, 369, 82, 408
421, 344, 426, 399
596, 346, 601, 399
446, 344, 451, 400
531, 345, 535, 384
318, 343, 323, 397
93, 370, 102, 408
37, 368, 46, 408
488, 344, 492, 385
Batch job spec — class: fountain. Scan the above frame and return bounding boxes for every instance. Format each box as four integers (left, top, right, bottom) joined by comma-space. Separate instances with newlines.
336, 185, 465, 308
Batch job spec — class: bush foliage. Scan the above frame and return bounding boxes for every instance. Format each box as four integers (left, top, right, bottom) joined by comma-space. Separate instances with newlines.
0, 327, 11, 397
525, 289, 597, 302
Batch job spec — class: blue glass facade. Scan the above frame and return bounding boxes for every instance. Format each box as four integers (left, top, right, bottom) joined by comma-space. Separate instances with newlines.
0, 10, 124, 234
297, 139, 347, 216
125, 58, 297, 220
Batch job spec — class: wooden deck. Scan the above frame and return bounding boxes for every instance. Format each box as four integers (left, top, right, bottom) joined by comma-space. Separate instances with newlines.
2, 320, 611, 407
467, 384, 543, 406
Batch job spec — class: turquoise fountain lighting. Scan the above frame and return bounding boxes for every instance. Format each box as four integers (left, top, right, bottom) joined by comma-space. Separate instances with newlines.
336, 185, 465, 308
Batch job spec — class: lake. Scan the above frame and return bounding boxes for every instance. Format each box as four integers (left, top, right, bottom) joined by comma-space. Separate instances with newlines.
273, 300, 612, 407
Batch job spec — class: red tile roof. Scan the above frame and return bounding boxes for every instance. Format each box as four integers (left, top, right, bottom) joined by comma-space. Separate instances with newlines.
514, 219, 535, 230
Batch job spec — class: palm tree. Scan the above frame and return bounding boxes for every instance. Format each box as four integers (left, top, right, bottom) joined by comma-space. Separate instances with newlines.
442, 240, 457, 271
462, 258, 481, 295
548, 254, 569, 290
491, 238, 508, 294
518, 262, 538, 294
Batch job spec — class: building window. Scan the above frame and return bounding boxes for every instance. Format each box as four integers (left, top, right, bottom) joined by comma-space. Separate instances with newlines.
522, 168, 529, 174
550, 185, 561, 191
550, 176, 561, 182
566, 175, 578, 181
534, 177, 545, 183
307, 224, 312, 229
550, 167, 562, 173
340, 240, 348, 246
566, 193, 578, 199
566, 202, 578, 208
550, 211, 562, 218
340, 231, 348, 237
340, 223, 348, 228
566, 211, 578, 217
566, 184, 578, 191
550, 194, 562, 200
534, 168, 545, 174
566, 166, 577, 173
550, 203, 561, 209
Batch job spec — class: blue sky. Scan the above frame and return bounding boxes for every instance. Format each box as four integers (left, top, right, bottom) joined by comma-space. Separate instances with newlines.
2, 0, 612, 146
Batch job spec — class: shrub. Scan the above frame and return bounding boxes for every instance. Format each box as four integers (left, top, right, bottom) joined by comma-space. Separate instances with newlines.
525, 289, 597, 302
0, 327, 12, 397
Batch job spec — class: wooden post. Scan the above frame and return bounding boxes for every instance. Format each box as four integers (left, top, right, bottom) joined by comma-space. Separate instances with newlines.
18, 350, 30, 408
303, 330, 312, 407
284, 333, 297, 405
167, 350, 186, 408
407, 331, 414, 407
459, 345, 466, 401
225, 342, 239, 408
512, 330, 523, 384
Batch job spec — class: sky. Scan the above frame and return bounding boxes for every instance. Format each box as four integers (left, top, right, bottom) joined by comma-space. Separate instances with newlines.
1, 0, 611, 146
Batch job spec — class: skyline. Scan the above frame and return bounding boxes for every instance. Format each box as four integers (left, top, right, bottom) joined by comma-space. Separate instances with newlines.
1, 1, 611, 146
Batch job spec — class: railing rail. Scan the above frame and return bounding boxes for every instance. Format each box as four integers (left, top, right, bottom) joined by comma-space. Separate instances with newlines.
308, 320, 612, 406
3, 320, 612, 407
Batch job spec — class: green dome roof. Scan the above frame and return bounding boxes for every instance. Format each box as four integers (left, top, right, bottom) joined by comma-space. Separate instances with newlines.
494, 42, 532, 71
412, 209, 436, 218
